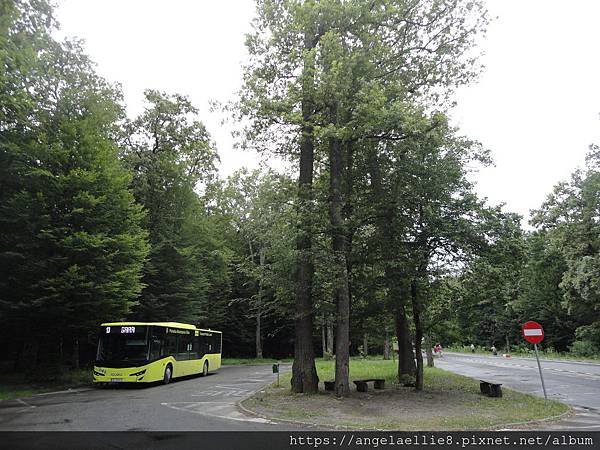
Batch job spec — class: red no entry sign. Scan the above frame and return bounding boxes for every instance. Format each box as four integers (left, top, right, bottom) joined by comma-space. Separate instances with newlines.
522, 321, 544, 345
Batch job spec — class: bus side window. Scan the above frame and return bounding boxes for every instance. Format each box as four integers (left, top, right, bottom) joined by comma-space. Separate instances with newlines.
197, 336, 207, 358
212, 334, 220, 353
165, 335, 177, 358
176, 335, 191, 361
149, 335, 163, 361
191, 336, 200, 359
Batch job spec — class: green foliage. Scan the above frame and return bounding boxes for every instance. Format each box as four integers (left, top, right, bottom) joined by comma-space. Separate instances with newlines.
121, 91, 219, 323
569, 340, 599, 357
206, 169, 297, 356
528, 149, 600, 353
456, 211, 526, 347
0, 0, 148, 368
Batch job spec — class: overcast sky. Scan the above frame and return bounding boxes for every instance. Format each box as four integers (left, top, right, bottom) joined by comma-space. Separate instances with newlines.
54, 0, 600, 224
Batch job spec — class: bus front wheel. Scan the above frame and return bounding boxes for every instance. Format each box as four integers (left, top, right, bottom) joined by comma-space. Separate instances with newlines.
202, 360, 209, 377
163, 364, 173, 384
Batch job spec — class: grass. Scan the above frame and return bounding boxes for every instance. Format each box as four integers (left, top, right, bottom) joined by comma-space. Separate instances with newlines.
0, 369, 92, 401
242, 358, 569, 430
222, 357, 292, 365
446, 346, 600, 362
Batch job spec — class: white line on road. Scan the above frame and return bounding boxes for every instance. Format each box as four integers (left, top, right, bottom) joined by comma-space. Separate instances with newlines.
160, 401, 272, 424
35, 388, 91, 396
16, 398, 36, 414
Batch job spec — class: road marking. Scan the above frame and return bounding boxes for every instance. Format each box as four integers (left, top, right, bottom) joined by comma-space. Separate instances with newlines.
15, 399, 36, 414
35, 388, 91, 396
161, 401, 272, 424
192, 389, 250, 397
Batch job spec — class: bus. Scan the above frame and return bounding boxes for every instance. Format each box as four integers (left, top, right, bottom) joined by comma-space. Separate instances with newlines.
93, 322, 222, 384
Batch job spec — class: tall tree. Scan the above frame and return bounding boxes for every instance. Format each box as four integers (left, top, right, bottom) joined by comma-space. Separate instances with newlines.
121, 90, 218, 322
0, 0, 148, 370
210, 169, 296, 358
241, 0, 489, 394
513, 231, 573, 351
531, 148, 600, 353
240, 0, 331, 393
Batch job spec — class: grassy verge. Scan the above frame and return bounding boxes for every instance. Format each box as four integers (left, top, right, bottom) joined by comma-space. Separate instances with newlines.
446, 347, 600, 362
0, 369, 92, 401
242, 359, 568, 430
222, 358, 292, 365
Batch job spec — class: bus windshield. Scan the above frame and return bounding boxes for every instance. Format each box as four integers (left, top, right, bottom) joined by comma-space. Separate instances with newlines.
96, 326, 149, 367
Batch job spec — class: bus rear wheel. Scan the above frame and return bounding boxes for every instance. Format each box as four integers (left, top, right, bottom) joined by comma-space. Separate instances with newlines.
202, 360, 209, 377
163, 364, 173, 384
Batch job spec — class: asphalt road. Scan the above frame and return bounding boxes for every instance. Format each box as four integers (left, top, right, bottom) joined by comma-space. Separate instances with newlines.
0, 364, 301, 431
4, 356, 599, 433
437, 352, 600, 429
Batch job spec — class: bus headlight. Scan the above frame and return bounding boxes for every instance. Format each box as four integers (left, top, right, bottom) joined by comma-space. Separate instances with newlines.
130, 369, 147, 377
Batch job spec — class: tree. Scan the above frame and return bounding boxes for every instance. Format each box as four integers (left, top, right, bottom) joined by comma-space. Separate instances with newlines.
456, 209, 525, 351
513, 231, 573, 351
0, 0, 148, 370
121, 90, 218, 323
241, 0, 489, 394
240, 0, 330, 393
209, 169, 297, 358
531, 148, 600, 353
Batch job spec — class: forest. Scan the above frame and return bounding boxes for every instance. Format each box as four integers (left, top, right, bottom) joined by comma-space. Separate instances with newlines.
1, 0, 599, 394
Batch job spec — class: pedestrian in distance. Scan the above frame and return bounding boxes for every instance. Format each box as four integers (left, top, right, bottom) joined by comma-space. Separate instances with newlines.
470, 343, 475, 353
491, 345, 497, 356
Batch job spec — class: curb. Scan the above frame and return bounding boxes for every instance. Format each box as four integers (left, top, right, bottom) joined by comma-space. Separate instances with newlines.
491, 406, 575, 430
0, 385, 92, 404
236, 383, 573, 432
35, 387, 92, 397
237, 395, 370, 431
446, 352, 600, 367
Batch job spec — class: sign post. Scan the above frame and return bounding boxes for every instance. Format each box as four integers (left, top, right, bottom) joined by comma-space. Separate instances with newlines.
272, 362, 280, 387
521, 321, 547, 400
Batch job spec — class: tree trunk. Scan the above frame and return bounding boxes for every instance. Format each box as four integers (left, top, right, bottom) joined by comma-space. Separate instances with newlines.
505, 335, 510, 354
367, 146, 415, 382
363, 333, 369, 357
327, 315, 334, 354
412, 278, 424, 391
425, 335, 435, 368
256, 247, 264, 359
330, 135, 350, 397
395, 302, 416, 385
291, 31, 319, 394
72, 337, 79, 370
383, 329, 391, 360
256, 311, 262, 359
15, 338, 39, 371
321, 315, 327, 357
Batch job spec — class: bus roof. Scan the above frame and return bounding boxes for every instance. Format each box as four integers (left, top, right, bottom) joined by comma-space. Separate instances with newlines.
100, 322, 221, 333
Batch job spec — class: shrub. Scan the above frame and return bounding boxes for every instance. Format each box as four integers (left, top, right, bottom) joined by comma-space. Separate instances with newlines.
569, 340, 599, 357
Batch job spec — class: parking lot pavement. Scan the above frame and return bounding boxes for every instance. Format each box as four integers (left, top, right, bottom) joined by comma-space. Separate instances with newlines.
0, 364, 301, 431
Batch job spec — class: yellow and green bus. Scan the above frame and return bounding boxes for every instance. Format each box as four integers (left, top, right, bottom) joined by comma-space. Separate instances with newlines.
93, 322, 222, 384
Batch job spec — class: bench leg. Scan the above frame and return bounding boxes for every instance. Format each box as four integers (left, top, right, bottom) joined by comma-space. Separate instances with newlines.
324, 381, 335, 391
356, 382, 368, 392
489, 385, 502, 398
374, 380, 385, 389
480, 382, 491, 396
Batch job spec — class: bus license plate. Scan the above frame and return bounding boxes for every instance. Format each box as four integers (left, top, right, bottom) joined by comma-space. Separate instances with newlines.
110, 378, 123, 383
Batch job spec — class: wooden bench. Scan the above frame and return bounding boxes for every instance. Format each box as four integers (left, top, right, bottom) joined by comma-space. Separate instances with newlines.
353, 379, 385, 392
480, 380, 502, 397
324, 380, 335, 391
